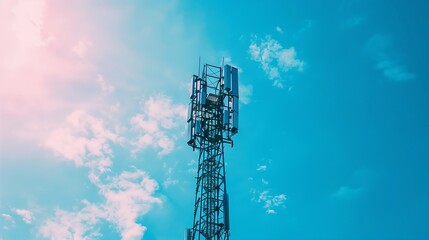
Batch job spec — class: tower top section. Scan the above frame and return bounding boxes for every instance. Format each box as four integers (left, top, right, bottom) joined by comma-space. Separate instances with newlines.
187, 64, 239, 150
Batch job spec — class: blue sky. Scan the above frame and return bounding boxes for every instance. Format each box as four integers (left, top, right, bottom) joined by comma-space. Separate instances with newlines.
1, 0, 429, 239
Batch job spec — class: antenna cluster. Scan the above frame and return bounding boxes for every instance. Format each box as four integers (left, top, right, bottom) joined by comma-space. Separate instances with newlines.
187, 64, 239, 149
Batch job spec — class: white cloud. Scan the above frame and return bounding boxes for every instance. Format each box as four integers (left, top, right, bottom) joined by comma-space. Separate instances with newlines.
100, 169, 161, 240
143, 95, 187, 127
251, 159, 286, 214
275, 26, 283, 34
266, 209, 276, 214
40, 168, 161, 240
256, 165, 267, 171
249, 35, 304, 88
163, 176, 179, 188
130, 94, 186, 156
258, 190, 287, 214
39, 203, 104, 240
1, 213, 13, 221
365, 33, 415, 81
13, 208, 33, 224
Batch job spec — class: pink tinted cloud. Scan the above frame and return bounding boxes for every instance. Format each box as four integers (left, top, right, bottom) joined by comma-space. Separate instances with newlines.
1, 0, 94, 105
0, 0, 123, 143
12, 208, 33, 224
40, 169, 161, 240
45, 110, 118, 173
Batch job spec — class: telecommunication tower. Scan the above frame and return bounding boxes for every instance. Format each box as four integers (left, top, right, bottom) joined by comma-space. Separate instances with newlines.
185, 63, 239, 240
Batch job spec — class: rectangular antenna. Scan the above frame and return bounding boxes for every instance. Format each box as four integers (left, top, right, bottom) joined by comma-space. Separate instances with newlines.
195, 120, 201, 135
223, 110, 229, 127
190, 77, 196, 99
200, 88, 207, 105
231, 67, 239, 134
184, 229, 192, 240
232, 97, 238, 134
231, 67, 239, 97
187, 102, 193, 122
187, 121, 194, 145
224, 65, 231, 92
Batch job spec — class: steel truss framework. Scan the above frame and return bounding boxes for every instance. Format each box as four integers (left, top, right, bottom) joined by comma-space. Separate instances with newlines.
186, 63, 238, 240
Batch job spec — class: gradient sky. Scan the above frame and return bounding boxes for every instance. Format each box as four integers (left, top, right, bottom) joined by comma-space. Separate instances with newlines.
1, 0, 429, 239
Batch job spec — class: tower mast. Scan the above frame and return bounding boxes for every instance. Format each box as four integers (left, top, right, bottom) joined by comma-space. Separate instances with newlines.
186, 63, 239, 240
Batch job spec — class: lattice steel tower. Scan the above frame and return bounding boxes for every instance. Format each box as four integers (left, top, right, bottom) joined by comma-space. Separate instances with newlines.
185, 63, 239, 240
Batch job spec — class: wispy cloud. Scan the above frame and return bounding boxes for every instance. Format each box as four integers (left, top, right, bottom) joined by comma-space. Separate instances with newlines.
186, 159, 197, 175
1, 213, 15, 230
249, 35, 304, 88
72, 39, 93, 58
97, 74, 115, 96
261, 178, 269, 185
332, 168, 375, 199
275, 26, 283, 34
258, 191, 287, 214
12, 209, 32, 224
250, 160, 286, 214
1, 213, 14, 222
250, 188, 287, 214
163, 162, 179, 188
256, 165, 267, 171
376, 60, 415, 81
365, 33, 415, 81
